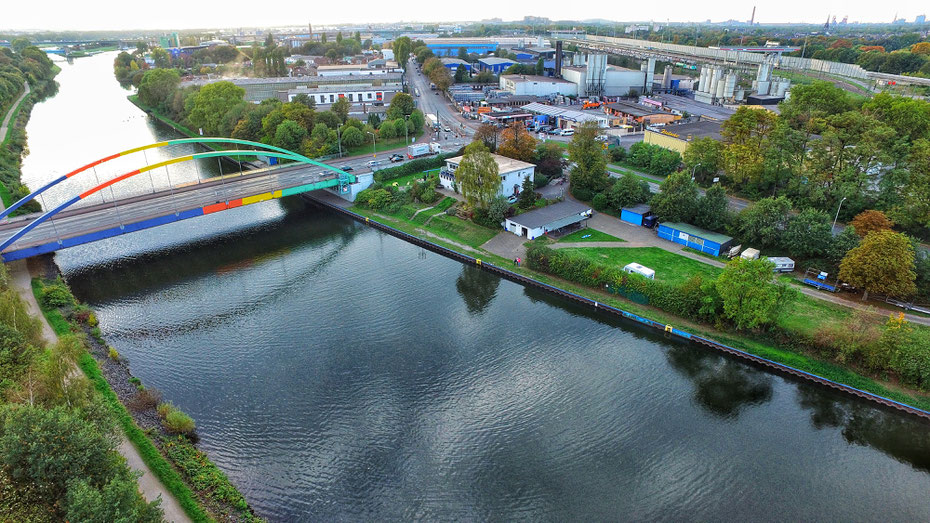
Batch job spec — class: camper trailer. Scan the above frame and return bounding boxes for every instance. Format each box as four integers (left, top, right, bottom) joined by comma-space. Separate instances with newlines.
623, 263, 656, 280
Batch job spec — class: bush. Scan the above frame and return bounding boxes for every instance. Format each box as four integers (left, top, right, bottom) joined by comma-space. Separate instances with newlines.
126, 388, 162, 412
609, 146, 627, 162
372, 149, 465, 183
591, 192, 608, 211
571, 187, 594, 202
107, 347, 119, 360
164, 409, 196, 435
42, 283, 74, 308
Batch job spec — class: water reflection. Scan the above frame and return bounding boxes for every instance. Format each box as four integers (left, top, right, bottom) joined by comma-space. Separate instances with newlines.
797, 388, 930, 472
455, 266, 500, 315
666, 345, 773, 419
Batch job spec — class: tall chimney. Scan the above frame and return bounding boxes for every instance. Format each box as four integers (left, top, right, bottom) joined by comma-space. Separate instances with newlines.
555, 41, 563, 78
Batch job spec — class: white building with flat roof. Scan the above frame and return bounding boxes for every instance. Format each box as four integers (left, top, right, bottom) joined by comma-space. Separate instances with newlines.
440, 153, 535, 198
500, 74, 578, 97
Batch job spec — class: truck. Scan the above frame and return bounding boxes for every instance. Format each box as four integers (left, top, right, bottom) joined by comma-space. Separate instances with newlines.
429, 142, 442, 153
426, 114, 439, 130
407, 143, 431, 158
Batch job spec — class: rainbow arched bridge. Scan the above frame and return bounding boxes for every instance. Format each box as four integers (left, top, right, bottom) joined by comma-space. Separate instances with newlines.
0, 138, 368, 262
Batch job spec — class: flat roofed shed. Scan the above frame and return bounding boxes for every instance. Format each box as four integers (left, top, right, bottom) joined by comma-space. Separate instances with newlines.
507, 200, 591, 230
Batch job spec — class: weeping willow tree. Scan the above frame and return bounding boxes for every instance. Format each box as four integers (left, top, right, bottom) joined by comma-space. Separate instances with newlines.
455, 141, 500, 210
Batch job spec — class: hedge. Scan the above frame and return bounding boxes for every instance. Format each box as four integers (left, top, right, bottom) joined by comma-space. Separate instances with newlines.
372, 148, 464, 183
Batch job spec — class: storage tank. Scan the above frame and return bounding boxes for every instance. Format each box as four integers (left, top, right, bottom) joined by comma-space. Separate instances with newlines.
710, 68, 722, 95
715, 77, 726, 99
698, 67, 708, 92
724, 73, 737, 99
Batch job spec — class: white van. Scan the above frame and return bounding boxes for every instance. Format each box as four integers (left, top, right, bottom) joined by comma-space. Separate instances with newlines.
560, 128, 575, 136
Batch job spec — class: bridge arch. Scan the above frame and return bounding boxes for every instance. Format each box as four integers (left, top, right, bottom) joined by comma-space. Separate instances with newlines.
0, 148, 347, 255
0, 137, 354, 220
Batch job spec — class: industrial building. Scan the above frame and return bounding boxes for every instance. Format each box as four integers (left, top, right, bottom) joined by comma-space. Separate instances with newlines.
439, 153, 535, 198
657, 222, 734, 257
316, 64, 399, 76
281, 86, 398, 108
604, 101, 676, 125
560, 54, 651, 97
478, 57, 518, 74
520, 102, 610, 129
504, 200, 593, 239
180, 74, 403, 103
440, 58, 472, 73
500, 75, 577, 97
644, 119, 724, 154
423, 37, 541, 57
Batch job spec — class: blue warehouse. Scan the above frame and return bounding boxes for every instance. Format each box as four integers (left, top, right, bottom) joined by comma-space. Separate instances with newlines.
657, 222, 734, 257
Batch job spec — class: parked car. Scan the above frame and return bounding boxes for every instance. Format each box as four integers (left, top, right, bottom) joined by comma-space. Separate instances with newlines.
595, 134, 607, 142
546, 128, 562, 135
367, 160, 382, 168
443, 126, 451, 132
389, 154, 405, 163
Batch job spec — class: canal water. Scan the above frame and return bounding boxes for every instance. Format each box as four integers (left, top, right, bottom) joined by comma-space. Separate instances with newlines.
21, 53, 930, 521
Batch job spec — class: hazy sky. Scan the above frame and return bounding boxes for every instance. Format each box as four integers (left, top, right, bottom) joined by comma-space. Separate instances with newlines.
3, 0, 928, 31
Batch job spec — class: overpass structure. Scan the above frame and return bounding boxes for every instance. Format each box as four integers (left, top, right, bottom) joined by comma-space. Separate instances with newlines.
0, 138, 368, 262
569, 35, 930, 88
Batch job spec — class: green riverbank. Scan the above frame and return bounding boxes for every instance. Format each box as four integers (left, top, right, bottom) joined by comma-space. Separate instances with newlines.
345, 201, 930, 414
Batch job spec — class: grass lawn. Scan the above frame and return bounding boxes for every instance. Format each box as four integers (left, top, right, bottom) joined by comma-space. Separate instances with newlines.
607, 165, 659, 185
343, 132, 423, 157
383, 168, 440, 189
563, 246, 721, 286
682, 246, 722, 261
352, 200, 498, 249
557, 228, 624, 243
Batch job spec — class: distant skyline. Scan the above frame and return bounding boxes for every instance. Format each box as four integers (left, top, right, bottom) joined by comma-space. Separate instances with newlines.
3, 0, 928, 31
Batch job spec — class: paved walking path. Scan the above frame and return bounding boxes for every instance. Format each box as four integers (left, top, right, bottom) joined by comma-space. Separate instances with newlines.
8, 259, 192, 523
0, 81, 28, 146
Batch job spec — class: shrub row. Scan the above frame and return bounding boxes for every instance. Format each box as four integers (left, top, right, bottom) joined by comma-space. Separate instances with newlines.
372, 148, 464, 183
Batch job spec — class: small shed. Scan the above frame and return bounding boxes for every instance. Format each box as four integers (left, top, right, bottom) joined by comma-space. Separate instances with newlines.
504, 200, 592, 240
620, 204, 652, 227
623, 263, 655, 280
657, 222, 734, 257
767, 256, 795, 272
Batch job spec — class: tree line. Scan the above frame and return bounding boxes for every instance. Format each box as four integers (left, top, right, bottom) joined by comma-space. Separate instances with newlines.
132, 68, 426, 158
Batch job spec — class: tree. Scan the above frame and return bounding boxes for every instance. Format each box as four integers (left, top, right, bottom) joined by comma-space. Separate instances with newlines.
650, 171, 699, 223
456, 142, 500, 210
782, 208, 833, 259
911, 42, 930, 55
150, 47, 170, 68
331, 97, 350, 123
429, 65, 452, 91
517, 176, 536, 209
291, 93, 315, 108
839, 230, 916, 300
496, 124, 537, 162
826, 226, 860, 266
66, 476, 163, 523
850, 209, 894, 238
454, 65, 468, 83
273, 120, 308, 152
568, 121, 608, 197
693, 184, 729, 231
607, 172, 650, 210
408, 109, 425, 133
534, 142, 563, 178
187, 81, 245, 136
473, 123, 500, 151
721, 106, 777, 186
736, 196, 792, 248
535, 57, 545, 76
778, 81, 853, 130
683, 137, 723, 184
137, 68, 180, 110
457, 47, 469, 61
386, 92, 415, 120
392, 36, 412, 69
340, 126, 363, 148
715, 258, 795, 330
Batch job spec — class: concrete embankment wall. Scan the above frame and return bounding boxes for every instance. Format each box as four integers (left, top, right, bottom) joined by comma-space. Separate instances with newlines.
304, 193, 930, 423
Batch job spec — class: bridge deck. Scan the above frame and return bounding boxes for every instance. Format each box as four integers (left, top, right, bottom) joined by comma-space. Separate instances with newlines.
0, 164, 341, 261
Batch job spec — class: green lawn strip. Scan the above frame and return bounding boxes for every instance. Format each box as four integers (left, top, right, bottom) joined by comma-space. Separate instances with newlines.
607, 165, 659, 185
557, 228, 624, 243
356, 204, 497, 249
31, 279, 213, 523
382, 168, 440, 189
343, 131, 424, 157
0, 183, 13, 209
563, 246, 721, 286
682, 246, 721, 261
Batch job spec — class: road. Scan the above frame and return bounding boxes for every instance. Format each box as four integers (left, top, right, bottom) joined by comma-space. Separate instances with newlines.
0, 163, 339, 255
406, 58, 478, 143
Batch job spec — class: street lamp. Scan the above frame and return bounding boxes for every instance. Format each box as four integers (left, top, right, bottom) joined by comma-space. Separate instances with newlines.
690, 162, 701, 181
336, 127, 342, 157
833, 197, 847, 230
404, 114, 410, 145
367, 131, 376, 157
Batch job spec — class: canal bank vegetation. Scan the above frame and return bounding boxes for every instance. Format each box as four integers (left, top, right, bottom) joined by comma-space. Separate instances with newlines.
0, 266, 163, 521
0, 40, 60, 213
343, 196, 930, 413
30, 275, 263, 522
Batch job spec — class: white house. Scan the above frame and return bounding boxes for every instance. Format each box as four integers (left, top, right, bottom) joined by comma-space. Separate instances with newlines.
503, 200, 593, 239
440, 153, 535, 198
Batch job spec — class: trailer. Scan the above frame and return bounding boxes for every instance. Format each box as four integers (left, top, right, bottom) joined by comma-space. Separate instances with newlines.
740, 248, 760, 260
766, 256, 795, 272
429, 142, 442, 153
623, 263, 655, 280
407, 143, 430, 158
